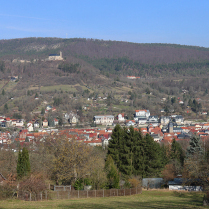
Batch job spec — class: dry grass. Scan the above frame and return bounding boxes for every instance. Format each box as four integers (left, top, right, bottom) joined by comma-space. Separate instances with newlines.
0, 190, 205, 209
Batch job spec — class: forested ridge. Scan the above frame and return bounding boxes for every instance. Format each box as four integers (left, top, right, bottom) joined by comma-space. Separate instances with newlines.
1, 37, 209, 77
0, 37, 209, 123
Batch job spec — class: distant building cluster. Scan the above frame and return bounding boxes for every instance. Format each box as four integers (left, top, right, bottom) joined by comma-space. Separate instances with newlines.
126, 76, 140, 79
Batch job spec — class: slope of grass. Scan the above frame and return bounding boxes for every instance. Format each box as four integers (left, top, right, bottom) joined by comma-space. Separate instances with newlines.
0, 190, 205, 209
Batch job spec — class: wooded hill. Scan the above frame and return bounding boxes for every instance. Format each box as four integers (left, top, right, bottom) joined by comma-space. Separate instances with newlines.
0, 37, 209, 121
1, 37, 209, 77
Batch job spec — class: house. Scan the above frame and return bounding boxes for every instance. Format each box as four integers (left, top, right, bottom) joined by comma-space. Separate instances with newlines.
42, 119, 48, 128
94, 115, 114, 125
0, 121, 6, 128
173, 127, 183, 133
126, 120, 135, 127
0, 132, 11, 144
26, 133, 35, 142
0, 117, 5, 122
34, 120, 40, 128
147, 116, 159, 124
84, 138, 102, 146
174, 115, 184, 125
5, 118, 12, 127
54, 118, 59, 126
11, 119, 17, 127
134, 110, 150, 122
16, 119, 24, 127
68, 112, 79, 125
19, 129, 28, 140
27, 121, 34, 132
168, 178, 203, 191
117, 113, 125, 122
46, 105, 52, 111
137, 118, 147, 125
160, 116, 170, 125
10, 76, 18, 82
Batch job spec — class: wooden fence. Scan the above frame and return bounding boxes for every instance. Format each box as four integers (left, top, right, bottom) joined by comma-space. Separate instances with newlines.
18, 187, 142, 201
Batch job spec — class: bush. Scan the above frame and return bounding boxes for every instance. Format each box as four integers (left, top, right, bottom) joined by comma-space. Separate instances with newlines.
0, 183, 16, 200
128, 177, 141, 188
19, 174, 47, 195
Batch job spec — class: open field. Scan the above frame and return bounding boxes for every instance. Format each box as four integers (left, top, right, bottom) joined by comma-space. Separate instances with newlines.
0, 190, 205, 209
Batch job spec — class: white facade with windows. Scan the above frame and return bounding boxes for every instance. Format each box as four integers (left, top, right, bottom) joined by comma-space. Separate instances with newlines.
94, 115, 114, 125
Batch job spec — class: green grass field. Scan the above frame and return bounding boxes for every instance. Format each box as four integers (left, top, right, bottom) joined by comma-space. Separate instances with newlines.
0, 190, 205, 209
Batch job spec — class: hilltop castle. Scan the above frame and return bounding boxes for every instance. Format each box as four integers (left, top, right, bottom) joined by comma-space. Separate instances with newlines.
47, 51, 63, 61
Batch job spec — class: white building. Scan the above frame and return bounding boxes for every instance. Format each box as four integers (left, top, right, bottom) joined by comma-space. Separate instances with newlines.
174, 115, 184, 125
94, 115, 114, 125
147, 116, 159, 124
117, 113, 125, 122
134, 109, 150, 122
160, 116, 170, 126
27, 122, 34, 132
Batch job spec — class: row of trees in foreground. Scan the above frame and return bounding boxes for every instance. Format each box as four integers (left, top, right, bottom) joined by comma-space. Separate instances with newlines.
1, 124, 209, 200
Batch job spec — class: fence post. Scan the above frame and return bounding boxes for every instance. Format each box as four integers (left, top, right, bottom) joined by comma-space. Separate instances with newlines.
64, 186, 66, 191
95, 190, 96, 197
45, 191, 47, 200
103, 189, 104, 198
78, 190, 79, 198
40, 192, 42, 201
30, 193, 31, 201
87, 190, 88, 198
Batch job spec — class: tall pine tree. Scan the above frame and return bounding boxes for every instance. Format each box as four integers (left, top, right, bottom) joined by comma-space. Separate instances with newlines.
187, 134, 203, 157
17, 147, 31, 179
105, 155, 120, 189
170, 138, 184, 165
107, 125, 165, 178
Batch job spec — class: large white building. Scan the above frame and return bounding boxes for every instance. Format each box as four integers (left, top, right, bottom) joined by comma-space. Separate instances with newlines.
94, 115, 114, 125
134, 110, 150, 122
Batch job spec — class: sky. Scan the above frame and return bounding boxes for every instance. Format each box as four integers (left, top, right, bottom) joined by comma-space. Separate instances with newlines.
1, 0, 209, 47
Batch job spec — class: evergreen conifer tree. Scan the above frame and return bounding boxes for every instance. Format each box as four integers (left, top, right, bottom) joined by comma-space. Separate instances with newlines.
170, 138, 184, 165
107, 125, 166, 178
17, 148, 31, 179
105, 155, 120, 189
187, 134, 203, 157
107, 124, 123, 169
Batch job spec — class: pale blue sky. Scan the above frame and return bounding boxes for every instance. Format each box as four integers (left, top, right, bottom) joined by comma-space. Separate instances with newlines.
1, 0, 209, 47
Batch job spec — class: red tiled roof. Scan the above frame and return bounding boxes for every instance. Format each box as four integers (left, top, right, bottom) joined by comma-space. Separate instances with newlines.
135, 110, 147, 112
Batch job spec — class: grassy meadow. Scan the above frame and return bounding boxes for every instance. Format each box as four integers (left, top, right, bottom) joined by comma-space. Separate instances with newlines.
0, 190, 205, 209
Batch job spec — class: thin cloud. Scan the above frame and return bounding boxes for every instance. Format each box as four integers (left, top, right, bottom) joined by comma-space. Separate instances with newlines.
6, 26, 53, 33
0, 14, 66, 22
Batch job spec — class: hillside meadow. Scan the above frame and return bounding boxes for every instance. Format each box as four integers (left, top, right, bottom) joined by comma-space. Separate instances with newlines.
0, 190, 205, 209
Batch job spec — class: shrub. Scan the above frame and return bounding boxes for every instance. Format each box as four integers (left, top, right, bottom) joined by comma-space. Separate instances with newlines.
19, 174, 47, 195
0, 183, 16, 200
